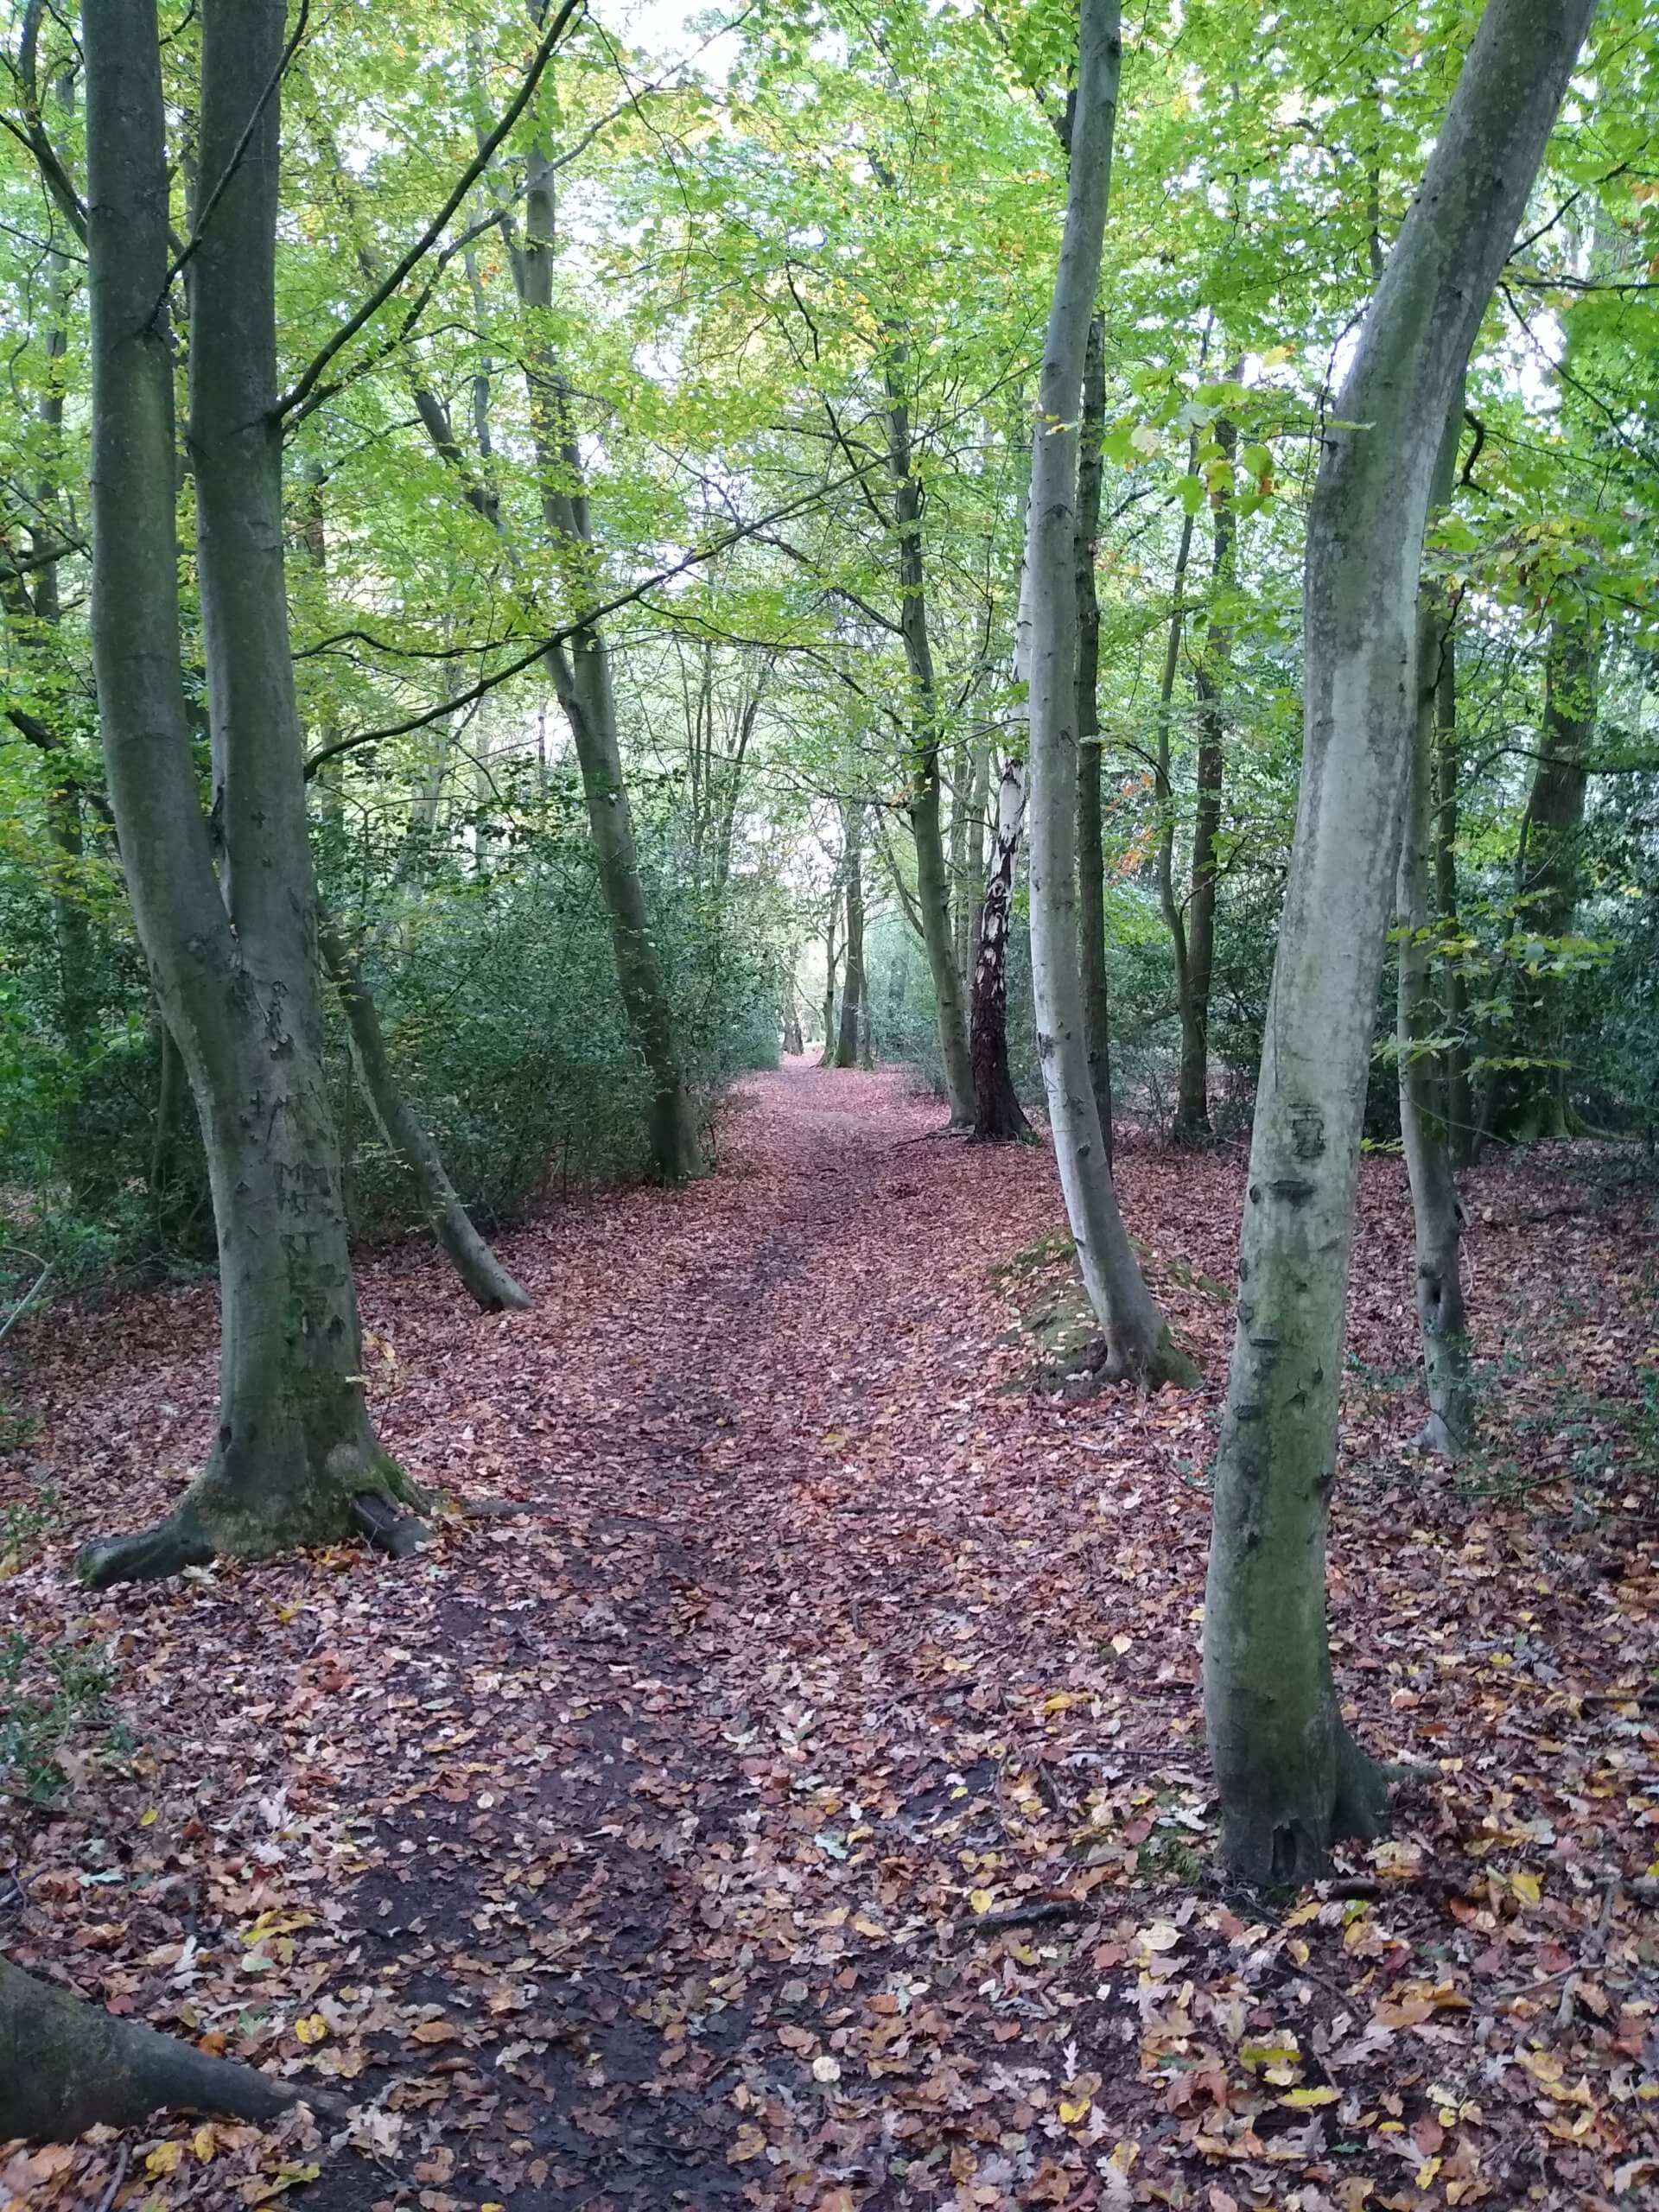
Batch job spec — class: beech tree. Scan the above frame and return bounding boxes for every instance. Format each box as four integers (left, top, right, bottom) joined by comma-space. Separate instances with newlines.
1022, 0, 1192, 1389
1202, 0, 1599, 1881
74, 0, 428, 1588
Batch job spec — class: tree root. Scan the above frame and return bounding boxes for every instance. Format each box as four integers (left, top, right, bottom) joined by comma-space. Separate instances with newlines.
0, 1955, 340, 2142
75, 1512, 214, 1591
350, 1491, 430, 1557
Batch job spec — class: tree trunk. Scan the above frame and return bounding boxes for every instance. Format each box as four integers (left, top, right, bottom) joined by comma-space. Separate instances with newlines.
1504, 615, 1599, 1139
819, 896, 840, 1068
518, 111, 702, 1180
781, 947, 804, 1057
0, 1954, 327, 2141
1396, 401, 1474, 1459
884, 352, 975, 1127
1075, 312, 1114, 1166
1154, 496, 1200, 1138
1024, 0, 1194, 1389
1202, 0, 1594, 1882
1173, 410, 1237, 1143
1433, 648, 1475, 1165
833, 802, 865, 1067
319, 922, 531, 1312
79, 0, 423, 1591
971, 760, 1034, 1141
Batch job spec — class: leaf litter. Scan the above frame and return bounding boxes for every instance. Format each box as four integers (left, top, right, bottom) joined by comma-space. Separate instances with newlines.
2, 1064, 1657, 2209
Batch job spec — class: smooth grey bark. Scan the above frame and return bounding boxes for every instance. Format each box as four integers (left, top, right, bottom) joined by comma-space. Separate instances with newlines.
970, 760, 1033, 1141
318, 922, 531, 1313
833, 801, 865, 1068
882, 348, 975, 1126
1174, 410, 1237, 1143
1024, 0, 1193, 1389
1075, 312, 1114, 1165
1396, 397, 1474, 1458
79, 0, 422, 1590
0, 1952, 327, 2140
1202, 0, 1596, 1882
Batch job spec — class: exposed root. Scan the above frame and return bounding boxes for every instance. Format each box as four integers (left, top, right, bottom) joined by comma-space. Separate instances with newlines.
75, 1512, 213, 1591
351, 1491, 430, 1557
0, 1955, 340, 2141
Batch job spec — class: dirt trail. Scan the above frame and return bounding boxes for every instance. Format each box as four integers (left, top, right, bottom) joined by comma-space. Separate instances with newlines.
5, 1066, 1658, 2210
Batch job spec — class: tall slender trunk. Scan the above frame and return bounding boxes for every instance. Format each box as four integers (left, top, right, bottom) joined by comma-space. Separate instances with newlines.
971, 760, 1033, 1141
1433, 648, 1475, 1164
302, 480, 524, 1306
1502, 615, 1599, 1140
781, 948, 804, 1057
1075, 313, 1114, 1165
319, 923, 531, 1313
1173, 410, 1237, 1142
1202, 0, 1594, 1880
820, 896, 840, 1067
883, 351, 975, 1126
519, 120, 702, 1181
1396, 397, 1474, 1458
1025, 0, 1193, 1389
834, 802, 865, 1068
79, 0, 420, 1590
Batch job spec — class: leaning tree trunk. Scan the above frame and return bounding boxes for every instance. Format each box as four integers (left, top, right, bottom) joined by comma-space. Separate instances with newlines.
1396, 396, 1475, 1459
884, 352, 976, 1128
1202, 0, 1596, 1883
78, 0, 423, 1591
971, 760, 1033, 1141
319, 923, 531, 1312
0, 1954, 328, 2142
1173, 409, 1236, 1143
833, 802, 866, 1068
1075, 312, 1115, 1166
1024, 0, 1194, 1389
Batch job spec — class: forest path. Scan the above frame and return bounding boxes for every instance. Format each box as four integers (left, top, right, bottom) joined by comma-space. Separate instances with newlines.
8, 1071, 1659, 2209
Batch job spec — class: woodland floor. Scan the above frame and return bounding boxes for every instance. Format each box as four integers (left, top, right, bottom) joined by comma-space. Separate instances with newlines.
3, 1060, 1659, 2212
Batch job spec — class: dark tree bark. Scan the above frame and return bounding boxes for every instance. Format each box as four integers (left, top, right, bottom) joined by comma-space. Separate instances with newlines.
0, 1954, 328, 2142
1075, 313, 1114, 1166
319, 922, 531, 1311
882, 348, 975, 1126
971, 760, 1033, 1141
78, 0, 423, 1590
1491, 614, 1600, 1141
1202, 0, 1595, 1883
833, 802, 866, 1068
1173, 410, 1237, 1143
1396, 397, 1474, 1458
1433, 645, 1475, 1164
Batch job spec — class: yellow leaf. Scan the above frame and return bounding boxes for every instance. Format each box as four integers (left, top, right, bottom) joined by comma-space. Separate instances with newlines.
1280, 2087, 1340, 2107
193, 2126, 217, 2163
1058, 2096, 1091, 2124
1284, 1900, 1321, 1929
294, 2013, 329, 2044
1510, 1870, 1541, 1905
729, 2123, 766, 2164
146, 2141, 184, 2177
140, 1808, 160, 1827
969, 1888, 995, 1915
1415, 2158, 1443, 2187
